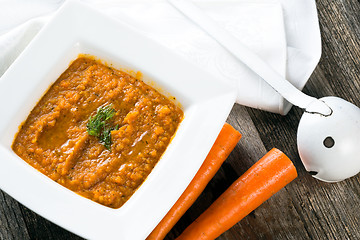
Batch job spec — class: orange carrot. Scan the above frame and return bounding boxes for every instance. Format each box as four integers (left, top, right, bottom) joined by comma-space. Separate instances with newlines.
176, 148, 298, 240
146, 123, 242, 240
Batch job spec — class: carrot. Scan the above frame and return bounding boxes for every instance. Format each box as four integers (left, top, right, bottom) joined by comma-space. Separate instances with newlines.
176, 148, 298, 240
146, 123, 242, 240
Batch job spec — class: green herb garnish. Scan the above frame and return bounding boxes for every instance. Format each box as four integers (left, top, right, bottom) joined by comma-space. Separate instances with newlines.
87, 104, 119, 150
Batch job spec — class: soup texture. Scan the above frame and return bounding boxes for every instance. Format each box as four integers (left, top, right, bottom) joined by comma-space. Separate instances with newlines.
12, 56, 183, 208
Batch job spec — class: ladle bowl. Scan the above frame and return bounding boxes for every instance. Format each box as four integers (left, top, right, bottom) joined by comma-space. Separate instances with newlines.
298, 96, 360, 182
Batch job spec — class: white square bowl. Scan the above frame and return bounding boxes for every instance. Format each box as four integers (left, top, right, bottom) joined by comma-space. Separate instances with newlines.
0, 1, 236, 239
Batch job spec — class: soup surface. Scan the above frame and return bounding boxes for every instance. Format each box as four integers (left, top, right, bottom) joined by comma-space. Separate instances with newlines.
12, 56, 183, 208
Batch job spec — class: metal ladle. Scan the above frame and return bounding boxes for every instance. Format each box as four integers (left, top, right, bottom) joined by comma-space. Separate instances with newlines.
168, 0, 360, 182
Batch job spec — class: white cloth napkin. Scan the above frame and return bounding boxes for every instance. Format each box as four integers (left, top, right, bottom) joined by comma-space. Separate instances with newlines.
0, 0, 321, 115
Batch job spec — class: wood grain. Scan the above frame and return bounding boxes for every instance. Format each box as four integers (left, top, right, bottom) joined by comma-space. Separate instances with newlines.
0, 0, 359, 239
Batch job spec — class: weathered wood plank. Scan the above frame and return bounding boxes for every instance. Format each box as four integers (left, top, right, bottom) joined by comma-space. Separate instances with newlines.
0, 191, 29, 240
316, 0, 360, 104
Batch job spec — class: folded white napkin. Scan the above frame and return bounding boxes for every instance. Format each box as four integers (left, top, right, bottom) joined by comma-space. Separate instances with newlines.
0, 0, 321, 115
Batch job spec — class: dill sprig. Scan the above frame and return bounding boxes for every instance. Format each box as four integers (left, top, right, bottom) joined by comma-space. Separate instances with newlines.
87, 104, 119, 150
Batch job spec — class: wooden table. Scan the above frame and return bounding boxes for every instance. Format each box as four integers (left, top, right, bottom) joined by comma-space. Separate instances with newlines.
1, 0, 359, 239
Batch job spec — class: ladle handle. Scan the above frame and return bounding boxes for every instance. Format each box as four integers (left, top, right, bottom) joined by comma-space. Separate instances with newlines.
168, 0, 330, 115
